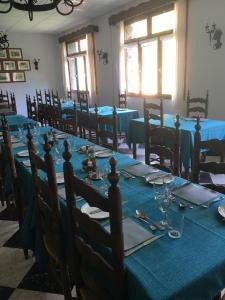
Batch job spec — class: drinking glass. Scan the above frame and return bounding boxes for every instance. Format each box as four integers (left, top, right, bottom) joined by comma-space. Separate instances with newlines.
154, 180, 170, 226
167, 211, 184, 239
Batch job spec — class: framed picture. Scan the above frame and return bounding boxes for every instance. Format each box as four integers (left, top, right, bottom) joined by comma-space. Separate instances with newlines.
17, 60, 30, 71
12, 72, 25, 82
0, 72, 11, 83
9, 48, 22, 59
0, 49, 7, 59
3, 60, 16, 71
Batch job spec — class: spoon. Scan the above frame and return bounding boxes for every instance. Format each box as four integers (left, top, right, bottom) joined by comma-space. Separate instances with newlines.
134, 215, 157, 231
136, 209, 165, 231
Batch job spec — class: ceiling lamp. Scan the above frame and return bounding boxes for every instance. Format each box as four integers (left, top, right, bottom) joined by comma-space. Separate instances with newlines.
0, 0, 84, 21
0, 32, 9, 49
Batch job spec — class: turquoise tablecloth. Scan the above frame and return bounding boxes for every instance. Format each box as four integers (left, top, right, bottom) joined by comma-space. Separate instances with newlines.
127, 114, 225, 170
9, 125, 225, 300
0, 114, 37, 131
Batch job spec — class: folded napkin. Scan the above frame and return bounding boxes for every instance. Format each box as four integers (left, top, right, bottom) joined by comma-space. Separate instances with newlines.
172, 183, 219, 205
123, 163, 158, 177
106, 218, 162, 256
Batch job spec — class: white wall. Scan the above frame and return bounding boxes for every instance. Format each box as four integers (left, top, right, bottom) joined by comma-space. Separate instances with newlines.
187, 0, 225, 119
0, 32, 63, 116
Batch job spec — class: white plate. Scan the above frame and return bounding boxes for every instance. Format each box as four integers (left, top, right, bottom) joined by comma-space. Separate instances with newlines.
151, 175, 174, 185
81, 203, 109, 219
22, 160, 31, 167
56, 172, 64, 184
17, 150, 29, 157
218, 203, 225, 218
183, 117, 208, 122
95, 151, 113, 158
56, 134, 67, 139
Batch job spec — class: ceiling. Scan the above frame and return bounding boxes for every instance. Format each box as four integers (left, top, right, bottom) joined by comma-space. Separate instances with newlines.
0, 0, 136, 34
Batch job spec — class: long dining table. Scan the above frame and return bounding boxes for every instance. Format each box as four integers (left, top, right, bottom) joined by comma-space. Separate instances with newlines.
6, 116, 225, 300
127, 114, 225, 172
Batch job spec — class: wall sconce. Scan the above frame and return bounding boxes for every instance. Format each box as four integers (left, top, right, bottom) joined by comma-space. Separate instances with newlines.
205, 22, 223, 50
97, 50, 108, 65
33, 58, 40, 70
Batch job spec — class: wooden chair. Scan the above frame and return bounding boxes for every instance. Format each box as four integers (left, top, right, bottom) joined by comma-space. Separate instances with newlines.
95, 105, 118, 151
144, 98, 163, 127
77, 90, 89, 112
51, 94, 62, 129
27, 130, 72, 300
10, 92, 17, 114
1, 115, 28, 259
60, 107, 78, 136
63, 141, 126, 300
26, 95, 38, 121
192, 116, 225, 193
0, 90, 15, 115
36, 89, 43, 105
51, 90, 59, 100
44, 90, 52, 126
144, 114, 180, 176
187, 90, 209, 118
45, 89, 52, 106
119, 90, 127, 108
80, 111, 96, 141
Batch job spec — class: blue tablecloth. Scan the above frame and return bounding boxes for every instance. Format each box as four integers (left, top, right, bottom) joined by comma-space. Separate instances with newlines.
0, 115, 37, 131
128, 114, 225, 170
8, 124, 225, 300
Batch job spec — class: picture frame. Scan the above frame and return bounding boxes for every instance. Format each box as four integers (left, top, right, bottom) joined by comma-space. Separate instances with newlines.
17, 60, 30, 71
0, 72, 11, 83
12, 72, 26, 82
9, 48, 23, 60
3, 60, 16, 71
0, 49, 7, 59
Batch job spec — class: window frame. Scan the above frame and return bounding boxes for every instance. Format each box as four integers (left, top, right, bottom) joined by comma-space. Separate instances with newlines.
124, 6, 175, 99
66, 34, 88, 92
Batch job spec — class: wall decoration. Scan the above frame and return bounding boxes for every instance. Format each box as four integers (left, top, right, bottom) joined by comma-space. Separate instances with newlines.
12, 72, 25, 82
3, 60, 16, 71
0, 49, 7, 59
0, 32, 9, 49
9, 48, 22, 59
17, 60, 30, 71
0, 72, 10, 83
33, 58, 40, 70
205, 23, 223, 50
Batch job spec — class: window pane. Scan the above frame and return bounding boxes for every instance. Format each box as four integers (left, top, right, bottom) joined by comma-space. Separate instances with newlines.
141, 40, 158, 95
161, 36, 176, 95
126, 46, 139, 94
125, 19, 147, 40
67, 42, 79, 55
68, 58, 77, 90
152, 11, 175, 34
80, 38, 87, 52
76, 56, 86, 90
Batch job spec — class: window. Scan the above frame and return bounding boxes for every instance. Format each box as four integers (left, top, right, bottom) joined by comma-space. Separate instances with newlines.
123, 8, 176, 98
66, 35, 88, 91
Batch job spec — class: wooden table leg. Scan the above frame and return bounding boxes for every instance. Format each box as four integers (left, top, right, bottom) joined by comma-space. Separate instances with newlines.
133, 143, 137, 159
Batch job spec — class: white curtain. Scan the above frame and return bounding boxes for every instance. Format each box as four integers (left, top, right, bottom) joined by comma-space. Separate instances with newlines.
87, 33, 97, 105
61, 42, 70, 98
173, 0, 188, 114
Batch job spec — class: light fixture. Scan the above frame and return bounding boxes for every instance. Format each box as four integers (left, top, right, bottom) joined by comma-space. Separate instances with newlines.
33, 58, 40, 70
0, 32, 9, 49
0, 0, 84, 21
97, 50, 108, 65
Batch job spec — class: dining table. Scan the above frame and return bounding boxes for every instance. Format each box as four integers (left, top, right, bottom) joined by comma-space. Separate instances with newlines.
127, 114, 225, 172
6, 119, 225, 300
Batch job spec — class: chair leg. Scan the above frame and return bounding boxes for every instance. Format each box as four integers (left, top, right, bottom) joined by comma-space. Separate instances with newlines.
133, 143, 137, 159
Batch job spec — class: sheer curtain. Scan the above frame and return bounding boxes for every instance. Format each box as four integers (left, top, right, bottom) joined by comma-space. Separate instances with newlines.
87, 33, 97, 105
173, 0, 188, 114
61, 42, 70, 97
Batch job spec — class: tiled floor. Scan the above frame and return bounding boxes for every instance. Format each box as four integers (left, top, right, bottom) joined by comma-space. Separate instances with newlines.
0, 205, 76, 300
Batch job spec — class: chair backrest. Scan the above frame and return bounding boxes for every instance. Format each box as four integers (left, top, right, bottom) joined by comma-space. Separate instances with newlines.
192, 116, 225, 186
67, 90, 72, 99
51, 90, 59, 100
144, 98, 163, 127
0, 90, 10, 109
44, 89, 51, 106
187, 90, 209, 118
144, 114, 180, 176
119, 90, 127, 108
10, 92, 17, 113
63, 141, 126, 300
26, 95, 37, 121
36, 89, 43, 104
95, 105, 118, 151
60, 106, 78, 136
77, 90, 89, 112
1, 115, 24, 227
